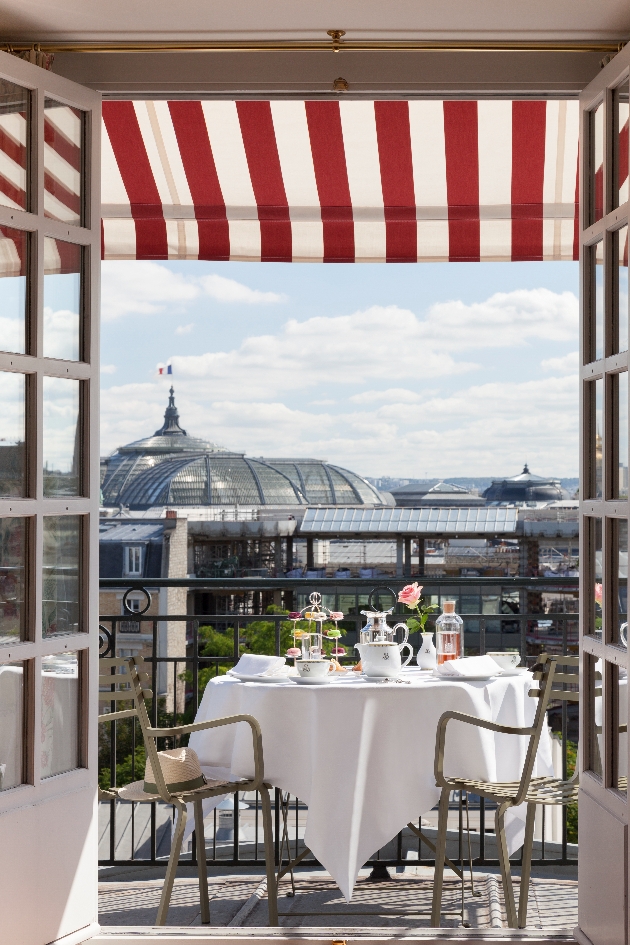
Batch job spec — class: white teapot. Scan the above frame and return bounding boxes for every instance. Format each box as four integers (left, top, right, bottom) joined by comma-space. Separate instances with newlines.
355, 640, 414, 678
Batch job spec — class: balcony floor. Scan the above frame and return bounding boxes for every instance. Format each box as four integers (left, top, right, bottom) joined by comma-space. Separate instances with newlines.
98, 863, 578, 932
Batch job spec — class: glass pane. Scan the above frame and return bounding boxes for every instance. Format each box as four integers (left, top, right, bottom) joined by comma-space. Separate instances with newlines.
619, 372, 628, 498
41, 651, 79, 777
590, 517, 603, 637
0, 659, 24, 790
592, 241, 604, 361
617, 224, 628, 353
617, 79, 629, 209
43, 377, 80, 496
615, 665, 627, 794
0, 372, 25, 498
0, 518, 27, 644
44, 99, 83, 226
42, 516, 81, 637
587, 654, 603, 778
595, 377, 603, 498
43, 238, 81, 361
0, 227, 27, 355
0, 79, 29, 212
592, 101, 604, 224
617, 518, 628, 647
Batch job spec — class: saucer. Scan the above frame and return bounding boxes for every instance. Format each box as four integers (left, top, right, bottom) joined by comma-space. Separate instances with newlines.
362, 674, 400, 682
497, 667, 529, 677
294, 675, 332, 685
228, 672, 292, 684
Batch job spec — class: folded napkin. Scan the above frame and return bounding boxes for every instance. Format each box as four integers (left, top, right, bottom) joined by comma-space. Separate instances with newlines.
231, 654, 287, 676
436, 655, 502, 677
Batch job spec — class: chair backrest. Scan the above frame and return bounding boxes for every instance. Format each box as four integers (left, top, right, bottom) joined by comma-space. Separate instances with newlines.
529, 652, 601, 704
123, 656, 178, 803
99, 656, 176, 802
98, 656, 143, 724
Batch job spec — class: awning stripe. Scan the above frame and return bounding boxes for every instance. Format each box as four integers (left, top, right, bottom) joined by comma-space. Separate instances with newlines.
512, 101, 546, 262
306, 101, 354, 262
444, 101, 480, 261
237, 101, 292, 262
101, 99, 588, 262
375, 101, 416, 262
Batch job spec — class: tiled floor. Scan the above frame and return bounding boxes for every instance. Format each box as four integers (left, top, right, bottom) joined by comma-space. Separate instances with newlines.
98, 865, 578, 932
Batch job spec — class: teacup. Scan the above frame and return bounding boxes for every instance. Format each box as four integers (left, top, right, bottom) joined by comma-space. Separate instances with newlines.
296, 659, 334, 679
487, 651, 520, 672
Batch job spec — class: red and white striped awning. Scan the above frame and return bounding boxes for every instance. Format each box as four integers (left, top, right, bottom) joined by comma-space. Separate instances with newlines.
102, 100, 584, 264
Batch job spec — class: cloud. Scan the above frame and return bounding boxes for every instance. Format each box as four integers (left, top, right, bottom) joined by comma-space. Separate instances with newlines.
99, 286, 580, 478
199, 274, 286, 304
175, 323, 195, 335
350, 388, 422, 405
541, 351, 579, 373
100, 364, 117, 374
101, 262, 286, 320
100, 373, 579, 479
101, 262, 199, 321
422, 288, 578, 349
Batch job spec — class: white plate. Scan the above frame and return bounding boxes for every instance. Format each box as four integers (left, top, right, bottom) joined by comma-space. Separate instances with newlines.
294, 675, 332, 685
433, 672, 500, 681
498, 667, 529, 677
228, 672, 292, 684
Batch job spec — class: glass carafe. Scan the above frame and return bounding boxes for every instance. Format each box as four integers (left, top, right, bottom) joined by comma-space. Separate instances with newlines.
436, 601, 464, 665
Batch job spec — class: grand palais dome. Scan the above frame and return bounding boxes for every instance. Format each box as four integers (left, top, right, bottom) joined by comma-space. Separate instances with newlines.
100, 388, 389, 510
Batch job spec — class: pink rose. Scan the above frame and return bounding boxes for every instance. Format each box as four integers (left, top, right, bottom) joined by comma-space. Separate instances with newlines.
595, 583, 603, 605
330, 612, 344, 620
398, 583, 423, 606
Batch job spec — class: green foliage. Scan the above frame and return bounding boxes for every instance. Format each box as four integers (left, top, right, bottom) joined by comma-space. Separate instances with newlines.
564, 738, 578, 844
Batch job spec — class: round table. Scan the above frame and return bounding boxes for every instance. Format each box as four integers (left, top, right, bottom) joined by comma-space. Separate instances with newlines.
188, 668, 553, 900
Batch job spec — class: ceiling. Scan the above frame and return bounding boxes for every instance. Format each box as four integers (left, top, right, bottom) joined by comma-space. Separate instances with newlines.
0, 0, 628, 45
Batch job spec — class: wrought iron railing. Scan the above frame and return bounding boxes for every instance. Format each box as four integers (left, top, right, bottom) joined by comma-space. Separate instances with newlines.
98, 576, 581, 873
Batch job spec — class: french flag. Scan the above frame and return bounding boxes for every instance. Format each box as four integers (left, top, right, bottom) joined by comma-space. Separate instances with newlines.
157, 362, 173, 376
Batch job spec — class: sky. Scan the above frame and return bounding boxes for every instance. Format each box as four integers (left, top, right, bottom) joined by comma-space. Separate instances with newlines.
99, 260, 580, 481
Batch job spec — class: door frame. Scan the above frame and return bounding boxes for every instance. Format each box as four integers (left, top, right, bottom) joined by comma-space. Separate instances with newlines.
0, 51, 101, 945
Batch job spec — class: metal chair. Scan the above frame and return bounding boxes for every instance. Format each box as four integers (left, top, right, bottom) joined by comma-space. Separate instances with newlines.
431, 654, 591, 929
98, 655, 278, 926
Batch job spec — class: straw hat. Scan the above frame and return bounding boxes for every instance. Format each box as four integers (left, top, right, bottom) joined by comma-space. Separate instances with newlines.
118, 747, 226, 802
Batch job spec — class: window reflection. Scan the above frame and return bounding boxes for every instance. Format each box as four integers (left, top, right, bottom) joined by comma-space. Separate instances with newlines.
618, 372, 628, 499
0, 659, 24, 790
591, 517, 603, 637
43, 377, 80, 496
617, 518, 628, 648
587, 654, 603, 779
593, 241, 604, 361
616, 225, 628, 354
42, 516, 81, 638
592, 102, 604, 224
615, 664, 627, 794
43, 238, 81, 361
617, 79, 629, 209
0, 518, 27, 644
0, 79, 29, 212
44, 99, 83, 226
0, 372, 25, 498
41, 651, 79, 777
594, 377, 603, 498
0, 227, 27, 355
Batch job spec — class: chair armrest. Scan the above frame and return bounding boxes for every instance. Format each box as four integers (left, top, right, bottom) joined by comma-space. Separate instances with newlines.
434, 710, 533, 786
147, 714, 265, 790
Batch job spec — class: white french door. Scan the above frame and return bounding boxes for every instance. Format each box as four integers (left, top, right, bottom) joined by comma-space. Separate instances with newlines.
578, 45, 630, 945
0, 52, 101, 945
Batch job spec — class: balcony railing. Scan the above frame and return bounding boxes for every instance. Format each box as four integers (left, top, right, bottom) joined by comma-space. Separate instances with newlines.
98, 576, 581, 874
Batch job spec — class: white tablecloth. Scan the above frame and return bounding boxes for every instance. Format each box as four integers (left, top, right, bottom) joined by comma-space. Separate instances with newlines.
189, 669, 553, 900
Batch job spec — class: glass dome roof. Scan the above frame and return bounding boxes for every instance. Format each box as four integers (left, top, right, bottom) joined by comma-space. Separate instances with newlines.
101, 388, 387, 510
